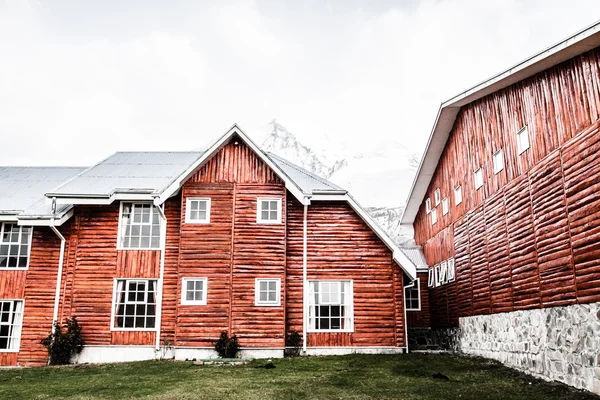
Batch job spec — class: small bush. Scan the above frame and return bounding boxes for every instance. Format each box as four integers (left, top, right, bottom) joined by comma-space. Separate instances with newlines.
285, 330, 302, 357
41, 317, 84, 365
214, 331, 240, 358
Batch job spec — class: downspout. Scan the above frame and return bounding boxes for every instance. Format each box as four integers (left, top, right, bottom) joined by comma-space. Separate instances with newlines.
302, 199, 308, 354
49, 197, 66, 365
402, 279, 414, 354
154, 202, 167, 351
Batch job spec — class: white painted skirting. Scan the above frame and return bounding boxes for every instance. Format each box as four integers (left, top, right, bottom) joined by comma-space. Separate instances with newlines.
303, 347, 406, 356
73, 346, 159, 364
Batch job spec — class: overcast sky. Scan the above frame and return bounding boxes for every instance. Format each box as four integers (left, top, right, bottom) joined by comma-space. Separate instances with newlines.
1, 0, 599, 171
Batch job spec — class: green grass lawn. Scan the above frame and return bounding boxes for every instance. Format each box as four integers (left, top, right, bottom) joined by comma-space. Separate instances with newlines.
0, 353, 597, 400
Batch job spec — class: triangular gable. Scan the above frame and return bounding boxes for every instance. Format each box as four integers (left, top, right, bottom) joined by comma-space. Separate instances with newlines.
157, 124, 307, 205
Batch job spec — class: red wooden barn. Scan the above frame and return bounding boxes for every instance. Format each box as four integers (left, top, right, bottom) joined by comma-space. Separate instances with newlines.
401, 22, 600, 393
0, 125, 417, 366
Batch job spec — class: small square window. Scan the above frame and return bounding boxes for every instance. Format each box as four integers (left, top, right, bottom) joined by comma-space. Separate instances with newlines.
434, 189, 441, 206
454, 185, 462, 205
493, 149, 504, 174
425, 198, 431, 214
255, 278, 281, 306
474, 168, 483, 190
181, 278, 207, 305
431, 208, 437, 225
257, 198, 282, 224
185, 198, 211, 224
442, 198, 449, 216
517, 126, 530, 154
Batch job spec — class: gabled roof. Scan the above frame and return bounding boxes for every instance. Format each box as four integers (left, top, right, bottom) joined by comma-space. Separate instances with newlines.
400, 20, 600, 225
0, 167, 85, 220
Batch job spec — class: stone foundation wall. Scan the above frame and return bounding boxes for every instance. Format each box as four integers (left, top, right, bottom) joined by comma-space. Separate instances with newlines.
456, 302, 600, 395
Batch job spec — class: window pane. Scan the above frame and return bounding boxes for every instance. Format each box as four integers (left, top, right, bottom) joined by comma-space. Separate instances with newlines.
198, 211, 207, 220
270, 201, 278, 210
260, 281, 268, 291
198, 201, 206, 211
261, 210, 269, 220
270, 211, 277, 220
190, 201, 199, 211
268, 281, 276, 291
260, 292, 268, 302
190, 210, 198, 220
140, 237, 150, 248
268, 291, 276, 302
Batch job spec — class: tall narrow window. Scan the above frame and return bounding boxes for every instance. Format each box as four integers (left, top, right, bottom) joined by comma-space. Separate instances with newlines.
425, 198, 431, 214
181, 278, 207, 305
431, 208, 437, 225
118, 203, 161, 249
434, 189, 441, 206
517, 126, 530, 154
0, 224, 32, 269
257, 198, 282, 224
0, 300, 24, 352
474, 168, 483, 190
448, 258, 455, 283
112, 279, 157, 330
442, 198, 449, 216
404, 278, 421, 311
185, 198, 211, 224
427, 268, 435, 288
434, 264, 441, 287
454, 185, 462, 205
493, 149, 504, 174
308, 281, 353, 332
255, 278, 281, 306
440, 260, 448, 284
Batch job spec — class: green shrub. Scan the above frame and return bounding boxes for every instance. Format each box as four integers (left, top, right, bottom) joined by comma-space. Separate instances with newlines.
285, 330, 302, 357
214, 331, 240, 358
41, 317, 84, 365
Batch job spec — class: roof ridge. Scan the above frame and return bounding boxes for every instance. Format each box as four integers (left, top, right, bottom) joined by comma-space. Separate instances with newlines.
266, 152, 341, 191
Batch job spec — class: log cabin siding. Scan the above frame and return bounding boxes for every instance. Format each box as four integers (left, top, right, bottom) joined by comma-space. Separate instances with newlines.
286, 199, 406, 348
416, 48, 600, 328
406, 272, 430, 328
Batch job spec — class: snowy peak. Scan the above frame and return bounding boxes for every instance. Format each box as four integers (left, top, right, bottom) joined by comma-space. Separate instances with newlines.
261, 120, 347, 179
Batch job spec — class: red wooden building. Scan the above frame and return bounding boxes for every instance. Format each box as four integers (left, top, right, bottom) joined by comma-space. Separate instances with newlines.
0, 125, 417, 366
401, 22, 600, 393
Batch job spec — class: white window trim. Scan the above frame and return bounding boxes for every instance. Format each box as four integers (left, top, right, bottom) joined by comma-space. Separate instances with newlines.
474, 168, 483, 190
431, 208, 437, 225
425, 198, 431, 214
448, 258, 456, 283
256, 198, 282, 224
110, 278, 158, 332
434, 264, 441, 287
116, 202, 163, 251
0, 224, 33, 270
185, 198, 211, 224
442, 198, 449, 216
0, 299, 24, 353
517, 126, 530, 155
434, 189, 441, 206
181, 277, 208, 306
254, 278, 281, 307
307, 280, 354, 333
455, 185, 462, 205
440, 261, 448, 284
493, 149, 504, 174
405, 278, 421, 311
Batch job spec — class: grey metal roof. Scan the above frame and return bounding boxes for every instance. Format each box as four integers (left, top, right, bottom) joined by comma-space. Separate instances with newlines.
0, 167, 85, 215
266, 152, 345, 194
48, 152, 204, 197
398, 246, 429, 269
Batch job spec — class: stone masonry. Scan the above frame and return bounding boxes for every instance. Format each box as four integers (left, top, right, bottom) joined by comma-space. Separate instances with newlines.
455, 302, 600, 395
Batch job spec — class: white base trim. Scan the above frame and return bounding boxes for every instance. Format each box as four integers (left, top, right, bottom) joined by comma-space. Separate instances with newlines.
73, 346, 161, 364
304, 347, 406, 356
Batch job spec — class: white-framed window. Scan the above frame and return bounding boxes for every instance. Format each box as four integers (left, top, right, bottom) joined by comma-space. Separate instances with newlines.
442, 198, 449, 216
118, 202, 161, 250
405, 279, 421, 311
427, 269, 435, 288
112, 279, 157, 330
181, 278, 208, 306
434, 264, 441, 287
454, 185, 462, 205
185, 198, 211, 224
431, 208, 437, 225
493, 149, 504, 174
434, 189, 441, 206
257, 198, 282, 224
425, 198, 431, 214
448, 258, 455, 283
517, 126, 530, 154
308, 281, 353, 332
474, 168, 483, 190
255, 278, 281, 306
440, 260, 448, 284
0, 224, 32, 269
0, 300, 24, 352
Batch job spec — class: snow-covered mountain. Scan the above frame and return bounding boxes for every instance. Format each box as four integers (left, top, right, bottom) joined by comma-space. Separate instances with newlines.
257, 120, 419, 244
